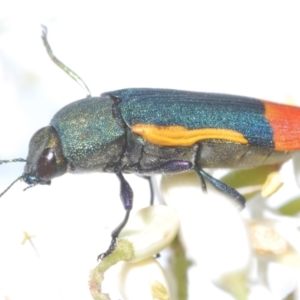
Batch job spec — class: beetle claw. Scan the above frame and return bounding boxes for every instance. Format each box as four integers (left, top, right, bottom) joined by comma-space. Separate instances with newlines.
97, 237, 117, 261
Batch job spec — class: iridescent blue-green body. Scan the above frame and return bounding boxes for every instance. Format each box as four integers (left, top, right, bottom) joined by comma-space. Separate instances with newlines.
22, 88, 295, 258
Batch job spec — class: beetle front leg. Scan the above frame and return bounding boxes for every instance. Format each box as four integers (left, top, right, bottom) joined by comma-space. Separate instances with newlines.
98, 171, 133, 260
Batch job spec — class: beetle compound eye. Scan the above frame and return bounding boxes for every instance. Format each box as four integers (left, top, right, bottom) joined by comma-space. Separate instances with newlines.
36, 148, 57, 180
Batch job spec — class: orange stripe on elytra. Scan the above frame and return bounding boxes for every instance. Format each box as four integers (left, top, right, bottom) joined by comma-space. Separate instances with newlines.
263, 100, 300, 151
131, 124, 248, 146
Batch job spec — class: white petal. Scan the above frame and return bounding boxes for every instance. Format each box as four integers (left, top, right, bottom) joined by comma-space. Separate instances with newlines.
161, 171, 251, 278
261, 171, 283, 198
117, 258, 170, 300
119, 205, 180, 263
292, 152, 300, 188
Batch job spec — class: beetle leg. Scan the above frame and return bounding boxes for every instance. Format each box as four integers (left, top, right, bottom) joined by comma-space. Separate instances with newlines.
134, 160, 207, 193
141, 160, 194, 173
135, 160, 245, 209
140, 176, 154, 205
194, 168, 245, 209
98, 171, 133, 260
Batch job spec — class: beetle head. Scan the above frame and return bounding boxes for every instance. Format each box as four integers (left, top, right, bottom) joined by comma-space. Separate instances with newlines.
23, 126, 68, 186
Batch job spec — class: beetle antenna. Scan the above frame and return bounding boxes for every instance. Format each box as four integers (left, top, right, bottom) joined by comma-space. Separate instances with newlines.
0, 175, 24, 198
41, 25, 91, 97
23, 183, 37, 192
0, 158, 26, 197
0, 158, 26, 165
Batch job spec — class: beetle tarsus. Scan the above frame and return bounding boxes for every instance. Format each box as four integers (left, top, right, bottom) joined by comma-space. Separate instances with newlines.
97, 237, 117, 260
97, 172, 133, 260
97, 210, 131, 260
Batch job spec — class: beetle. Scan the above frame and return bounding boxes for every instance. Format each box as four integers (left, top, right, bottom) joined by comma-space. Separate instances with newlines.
1, 27, 299, 259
